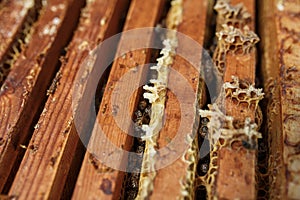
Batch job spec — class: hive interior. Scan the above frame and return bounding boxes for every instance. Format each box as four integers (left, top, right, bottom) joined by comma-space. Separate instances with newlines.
0, 0, 298, 199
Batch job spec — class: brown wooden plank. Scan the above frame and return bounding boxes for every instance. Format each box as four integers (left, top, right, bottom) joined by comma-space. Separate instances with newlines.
257, 1, 285, 197
259, 0, 300, 199
0, 0, 35, 59
214, 0, 258, 199
72, 0, 165, 199
148, 0, 208, 199
7, 0, 131, 199
0, 0, 84, 192
0, 0, 38, 85
217, 148, 256, 200
231, 0, 255, 24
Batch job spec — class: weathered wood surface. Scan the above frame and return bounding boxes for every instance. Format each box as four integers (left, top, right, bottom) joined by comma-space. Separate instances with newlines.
0, 0, 84, 192
72, 0, 165, 199
0, 0, 298, 199
7, 0, 131, 199
149, 0, 208, 199
259, 0, 300, 199
0, 0, 37, 67
214, 0, 258, 199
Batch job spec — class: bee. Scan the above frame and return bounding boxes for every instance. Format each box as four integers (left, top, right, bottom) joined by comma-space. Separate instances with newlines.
242, 139, 256, 150
199, 117, 209, 138
200, 163, 209, 174
135, 100, 151, 126
200, 117, 209, 125
138, 100, 149, 110
47, 70, 62, 95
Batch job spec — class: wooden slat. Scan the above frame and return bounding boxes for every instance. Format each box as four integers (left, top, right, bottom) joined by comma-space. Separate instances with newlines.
1, 0, 298, 199
7, 0, 131, 199
216, 53, 256, 200
149, 0, 208, 199
231, 0, 254, 25
0, 0, 84, 192
0, 0, 35, 60
258, 1, 285, 198
0, 0, 34, 59
214, 0, 257, 199
72, 0, 165, 199
0, 0, 37, 85
259, 0, 300, 199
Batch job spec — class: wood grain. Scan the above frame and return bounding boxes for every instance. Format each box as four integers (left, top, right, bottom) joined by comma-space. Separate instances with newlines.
215, 0, 257, 199
0, 0, 35, 61
0, 0, 298, 198
0, 0, 38, 85
0, 0, 84, 193
7, 0, 130, 199
72, 0, 165, 199
259, 0, 300, 199
149, 0, 208, 199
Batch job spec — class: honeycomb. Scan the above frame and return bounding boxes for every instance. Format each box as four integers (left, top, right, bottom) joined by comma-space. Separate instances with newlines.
179, 134, 199, 199
0, 0, 290, 199
137, 36, 179, 198
196, 1, 265, 199
0, 0, 39, 86
223, 76, 264, 110
200, 104, 261, 144
258, 79, 283, 200
198, 103, 262, 199
196, 77, 264, 199
213, 25, 259, 76
123, 100, 151, 199
214, 0, 251, 31
136, 0, 183, 198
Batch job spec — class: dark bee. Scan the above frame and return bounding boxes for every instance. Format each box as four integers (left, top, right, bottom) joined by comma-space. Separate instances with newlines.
200, 163, 209, 174
199, 117, 209, 138
242, 140, 256, 150
47, 70, 62, 95
201, 126, 208, 133
199, 126, 208, 138
200, 117, 209, 125
138, 100, 148, 111
197, 154, 210, 176
135, 101, 151, 126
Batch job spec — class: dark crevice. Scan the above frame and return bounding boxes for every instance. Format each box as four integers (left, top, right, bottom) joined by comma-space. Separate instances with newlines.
94, 64, 111, 113
123, 97, 151, 200
77, 0, 132, 148
27, 1, 87, 197
0, 0, 42, 87
122, 1, 172, 199
60, 139, 85, 200
195, 0, 217, 199
203, 0, 218, 102
255, 0, 270, 199
122, 49, 161, 200
195, 185, 208, 200
61, 0, 132, 199
0, 0, 43, 194
94, 0, 133, 113
1, 0, 87, 195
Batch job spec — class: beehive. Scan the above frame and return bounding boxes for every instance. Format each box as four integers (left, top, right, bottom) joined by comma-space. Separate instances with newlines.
0, 0, 299, 199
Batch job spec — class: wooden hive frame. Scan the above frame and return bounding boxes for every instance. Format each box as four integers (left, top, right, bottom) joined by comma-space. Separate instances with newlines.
0, 0, 299, 199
